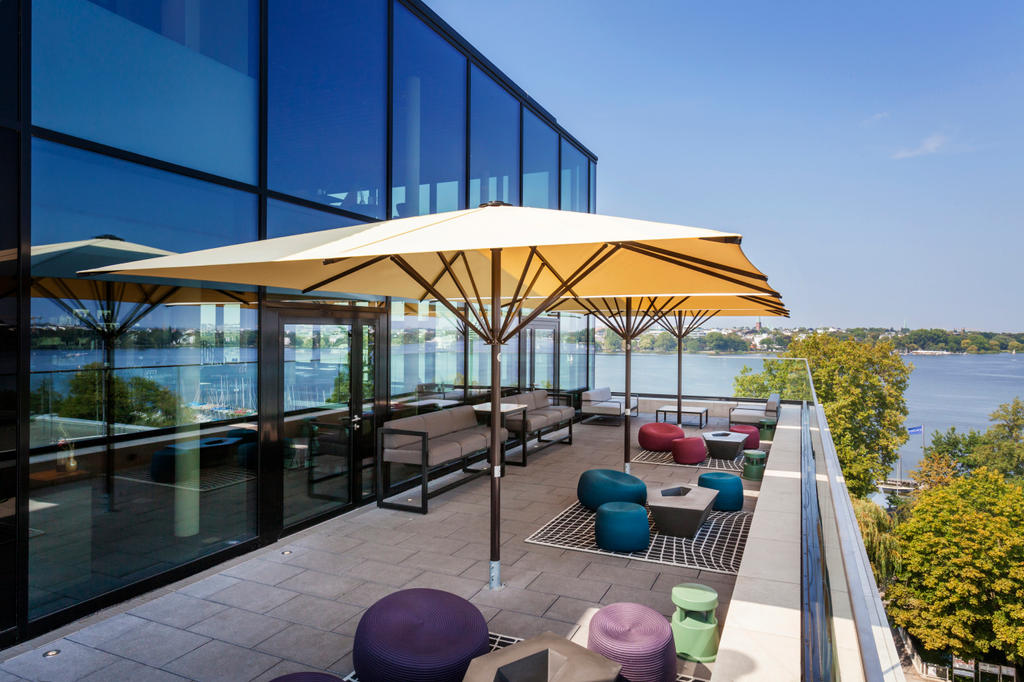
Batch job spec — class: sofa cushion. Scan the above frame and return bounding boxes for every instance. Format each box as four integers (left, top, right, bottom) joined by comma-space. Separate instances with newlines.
584, 400, 626, 416
730, 408, 766, 425
582, 387, 612, 403
381, 415, 427, 449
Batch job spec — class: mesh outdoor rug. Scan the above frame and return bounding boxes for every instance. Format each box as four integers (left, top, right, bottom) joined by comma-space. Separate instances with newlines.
115, 466, 255, 492
634, 449, 744, 471
525, 502, 752, 575
344, 632, 707, 681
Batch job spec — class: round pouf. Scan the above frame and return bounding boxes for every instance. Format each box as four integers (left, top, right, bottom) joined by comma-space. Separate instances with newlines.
595, 502, 650, 552
353, 588, 489, 682
697, 472, 744, 511
671, 437, 707, 465
638, 423, 685, 452
729, 424, 760, 450
578, 469, 647, 511
587, 602, 676, 682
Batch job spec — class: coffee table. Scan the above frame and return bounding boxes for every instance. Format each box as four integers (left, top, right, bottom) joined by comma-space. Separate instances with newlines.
701, 431, 748, 460
646, 484, 718, 537
655, 405, 708, 427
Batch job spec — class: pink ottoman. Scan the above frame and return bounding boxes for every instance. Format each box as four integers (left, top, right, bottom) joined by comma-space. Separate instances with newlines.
638, 423, 685, 452
587, 602, 676, 682
729, 424, 759, 449
671, 437, 707, 465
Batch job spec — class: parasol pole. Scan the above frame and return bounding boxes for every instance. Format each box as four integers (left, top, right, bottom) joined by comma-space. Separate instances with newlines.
489, 248, 503, 590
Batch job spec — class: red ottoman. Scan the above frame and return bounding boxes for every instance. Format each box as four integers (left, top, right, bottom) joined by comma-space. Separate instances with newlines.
671, 437, 707, 465
638, 423, 685, 452
730, 425, 759, 449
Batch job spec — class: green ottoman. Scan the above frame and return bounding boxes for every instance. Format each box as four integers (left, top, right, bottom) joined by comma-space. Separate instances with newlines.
670, 583, 719, 662
742, 450, 767, 481
758, 417, 777, 441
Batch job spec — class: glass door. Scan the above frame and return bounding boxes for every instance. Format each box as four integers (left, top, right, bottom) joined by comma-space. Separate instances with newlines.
525, 324, 557, 391
280, 318, 375, 528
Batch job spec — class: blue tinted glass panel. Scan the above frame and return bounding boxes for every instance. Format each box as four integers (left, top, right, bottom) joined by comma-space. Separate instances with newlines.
0, 0, 16, 122
589, 161, 597, 213
521, 110, 557, 209
267, 199, 364, 239
28, 138, 259, 620
268, 0, 386, 219
392, 4, 466, 218
33, 0, 258, 182
560, 140, 588, 213
0, 129, 16, 630
469, 67, 519, 207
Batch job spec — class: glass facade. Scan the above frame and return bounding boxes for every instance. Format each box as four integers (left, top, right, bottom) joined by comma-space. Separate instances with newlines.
469, 67, 520, 207
268, 0, 387, 218
561, 139, 589, 212
8, 0, 594, 641
522, 109, 559, 209
32, 0, 259, 183
589, 160, 597, 213
392, 3, 466, 218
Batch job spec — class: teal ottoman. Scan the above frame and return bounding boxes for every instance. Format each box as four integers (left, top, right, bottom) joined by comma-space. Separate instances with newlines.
697, 472, 744, 511
595, 502, 650, 552
577, 469, 647, 511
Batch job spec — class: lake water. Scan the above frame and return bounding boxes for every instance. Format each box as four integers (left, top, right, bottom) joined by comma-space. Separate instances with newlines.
596, 352, 1024, 477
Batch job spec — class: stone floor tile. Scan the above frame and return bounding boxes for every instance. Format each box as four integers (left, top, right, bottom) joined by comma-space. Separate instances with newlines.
543, 596, 603, 625
79, 659, 189, 682
1, 639, 120, 682
207, 580, 298, 613
66, 613, 147, 648
336, 581, 398, 608
527, 572, 611, 603
453, 542, 526, 565
326, 652, 354, 677
93, 619, 209, 667
345, 542, 417, 564
344, 559, 421, 587
276, 569, 362, 600
256, 624, 353, 669
128, 593, 227, 629
399, 571, 483, 600
401, 550, 475, 576
165, 639, 280, 682
579, 562, 658, 590
461, 560, 540, 589
470, 586, 556, 616
178, 574, 242, 600
512, 550, 590, 577
276, 549, 359, 576
601, 584, 674, 617
187, 607, 291, 648
221, 559, 306, 586
265, 594, 362, 632
396, 534, 470, 556
249, 659, 322, 682
486, 609, 579, 640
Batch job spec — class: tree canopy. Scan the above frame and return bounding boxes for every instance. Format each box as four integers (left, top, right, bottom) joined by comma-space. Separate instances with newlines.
915, 398, 1024, 482
734, 333, 911, 497
888, 468, 1024, 664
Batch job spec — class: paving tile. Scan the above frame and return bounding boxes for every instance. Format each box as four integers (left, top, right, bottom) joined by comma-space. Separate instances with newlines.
276, 569, 363, 600
188, 606, 291, 648
346, 542, 418, 564
277, 548, 360, 576
221, 559, 306, 586
453, 542, 526, 565
527, 572, 611, 602
601, 584, 675, 617
579, 562, 658, 590
512, 550, 590, 577
486, 609, 579, 639
399, 571, 483, 600
164, 639, 279, 682
207, 580, 299, 613
337, 581, 399, 608
128, 592, 227, 629
178, 574, 242, 600
344, 559, 422, 587
80, 659, 188, 682
266, 594, 363, 631
93, 619, 209, 667
461, 560, 541, 589
396, 534, 470, 556
66, 613, 147, 648
470, 586, 556, 616
544, 596, 603, 625
401, 550, 475, 576
291, 533, 364, 555
256, 624, 354, 669
250, 659, 323, 682
0, 639, 120, 682
0, 672, 20, 682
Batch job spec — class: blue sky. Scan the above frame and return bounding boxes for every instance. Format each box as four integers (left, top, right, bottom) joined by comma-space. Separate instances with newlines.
427, 0, 1024, 331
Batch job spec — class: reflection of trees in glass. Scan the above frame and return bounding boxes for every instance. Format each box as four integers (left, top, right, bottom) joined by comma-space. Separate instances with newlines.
328, 367, 351, 405
43, 362, 191, 427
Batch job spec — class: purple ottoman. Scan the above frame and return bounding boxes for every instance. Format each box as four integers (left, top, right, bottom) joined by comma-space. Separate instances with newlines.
269, 674, 344, 682
353, 588, 489, 682
587, 602, 676, 682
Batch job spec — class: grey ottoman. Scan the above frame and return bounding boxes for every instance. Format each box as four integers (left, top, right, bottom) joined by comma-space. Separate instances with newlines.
463, 632, 620, 682
646, 484, 718, 537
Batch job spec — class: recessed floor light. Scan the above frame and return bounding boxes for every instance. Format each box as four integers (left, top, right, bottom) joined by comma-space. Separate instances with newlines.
43, 649, 60, 658
281, 550, 292, 555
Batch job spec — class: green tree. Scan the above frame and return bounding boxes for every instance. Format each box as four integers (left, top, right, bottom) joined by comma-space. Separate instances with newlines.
852, 497, 900, 589
888, 469, 1024, 665
733, 333, 911, 497
968, 398, 1024, 478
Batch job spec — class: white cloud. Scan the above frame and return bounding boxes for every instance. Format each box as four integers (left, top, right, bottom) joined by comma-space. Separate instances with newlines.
891, 133, 948, 160
862, 111, 890, 126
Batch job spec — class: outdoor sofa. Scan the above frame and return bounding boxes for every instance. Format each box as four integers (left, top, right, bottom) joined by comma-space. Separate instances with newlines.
377, 405, 507, 513
581, 386, 639, 424
504, 389, 574, 466
729, 392, 780, 426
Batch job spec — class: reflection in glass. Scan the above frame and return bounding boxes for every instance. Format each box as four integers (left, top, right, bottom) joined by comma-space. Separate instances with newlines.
28, 138, 258, 619
559, 313, 589, 390
267, 199, 365, 239
268, 0, 387, 218
526, 326, 555, 390
469, 328, 518, 392
391, 3, 466, 218
560, 139, 588, 212
33, 0, 258, 182
0, 0, 16, 123
589, 160, 597, 213
390, 302, 469, 415
469, 67, 519, 207
0, 129, 17, 632
522, 109, 558, 209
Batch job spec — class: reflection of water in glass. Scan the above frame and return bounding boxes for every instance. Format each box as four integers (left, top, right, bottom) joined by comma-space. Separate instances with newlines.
596, 353, 770, 396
